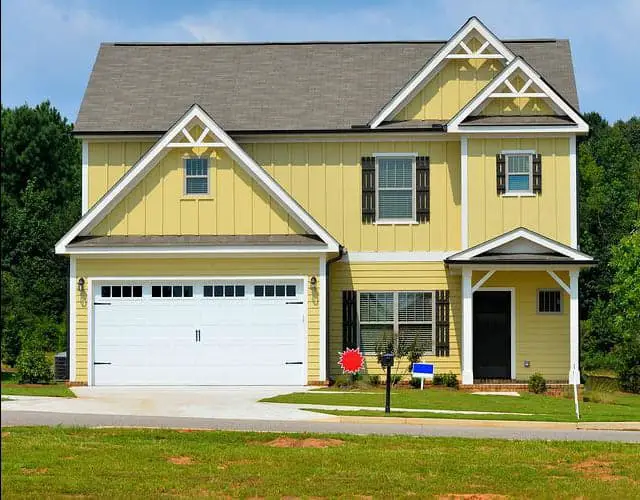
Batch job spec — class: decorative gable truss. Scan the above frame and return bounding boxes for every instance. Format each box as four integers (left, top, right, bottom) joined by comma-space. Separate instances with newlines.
369, 17, 514, 128
447, 57, 590, 133
56, 104, 340, 254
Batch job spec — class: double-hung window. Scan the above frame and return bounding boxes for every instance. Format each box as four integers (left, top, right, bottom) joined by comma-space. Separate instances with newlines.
184, 158, 209, 195
505, 152, 533, 194
376, 156, 415, 222
359, 291, 435, 355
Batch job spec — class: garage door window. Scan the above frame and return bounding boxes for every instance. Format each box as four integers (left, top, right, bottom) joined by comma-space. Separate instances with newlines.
101, 285, 142, 298
254, 284, 296, 297
203, 285, 245, 297
151, 285, 193, 298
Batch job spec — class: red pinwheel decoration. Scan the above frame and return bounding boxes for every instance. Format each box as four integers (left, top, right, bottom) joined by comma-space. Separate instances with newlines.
338, 348, 365, 374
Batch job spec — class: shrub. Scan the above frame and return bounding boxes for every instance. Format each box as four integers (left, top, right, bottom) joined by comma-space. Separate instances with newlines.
616, 338, 640, 394
390, 374, 402, 386
15, 346, 53, 384
409, 377, 423, 389
367, 374, 381, 386
583, 390, 616, 404
528, 373, 547, 394
433, 372, 458, 388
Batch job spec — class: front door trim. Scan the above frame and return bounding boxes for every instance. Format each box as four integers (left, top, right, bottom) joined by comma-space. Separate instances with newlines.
473, 287, 516, 380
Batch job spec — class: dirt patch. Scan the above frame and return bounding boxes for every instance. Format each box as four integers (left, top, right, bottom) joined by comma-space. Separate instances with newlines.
572, 460, 625, 482
261, 437, 344, 448
217, 459, 256, 470
438, 495, 507, 500
166, 456, 195, 465
2, 432, 10, 438
21, 468, 48, 475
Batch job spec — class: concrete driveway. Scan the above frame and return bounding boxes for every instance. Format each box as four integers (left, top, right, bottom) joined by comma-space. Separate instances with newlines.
2, 386, 326, 421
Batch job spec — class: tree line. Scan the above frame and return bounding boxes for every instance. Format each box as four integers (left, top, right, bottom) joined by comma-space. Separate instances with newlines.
0, 102, 638, 390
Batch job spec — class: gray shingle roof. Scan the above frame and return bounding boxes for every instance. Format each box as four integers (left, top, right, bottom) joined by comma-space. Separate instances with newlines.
461, 115, 576, 126
68, 234, 325, 247
75, 40, 579, 134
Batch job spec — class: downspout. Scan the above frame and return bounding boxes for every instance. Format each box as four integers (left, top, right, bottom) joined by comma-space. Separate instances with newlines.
325, 245, 345, 382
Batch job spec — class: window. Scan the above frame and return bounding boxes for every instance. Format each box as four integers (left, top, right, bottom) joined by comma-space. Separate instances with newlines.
505, 153, 533, 194
101, 285, 142, 298
151, 285, 193, 298
254, 284, 296, 298
538, 289, 562, 314
184, 158, 209, 195
376, 156, 415, 221
359, 291, 434, 355
204, 284, 245, 298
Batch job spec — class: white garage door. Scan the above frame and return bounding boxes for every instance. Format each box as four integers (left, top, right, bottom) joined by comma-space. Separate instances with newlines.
92, 279, 306, 386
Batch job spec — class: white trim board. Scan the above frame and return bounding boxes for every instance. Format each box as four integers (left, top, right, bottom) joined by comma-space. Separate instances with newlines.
81, 141, 89, 215
69, 256, 77, 381
569, 135, 578, 248
448, 57, 589, 134
318, 255, 327, 382
369, 17, 514, 128
56, 104, 340, 254
344, 251, 456, 263
64, 245, 330, 256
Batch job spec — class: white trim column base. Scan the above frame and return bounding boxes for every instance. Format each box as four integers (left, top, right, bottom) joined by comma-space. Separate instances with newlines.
461, 268, 474, 385
569, 269, 580, 385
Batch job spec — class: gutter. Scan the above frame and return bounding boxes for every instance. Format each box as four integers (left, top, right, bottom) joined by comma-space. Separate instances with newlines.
325, 245, 345, 382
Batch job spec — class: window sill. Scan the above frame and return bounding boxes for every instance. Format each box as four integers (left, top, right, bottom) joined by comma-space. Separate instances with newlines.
374, 220, 419, 225
181, 195, 214, 200
501, 193, 537, 198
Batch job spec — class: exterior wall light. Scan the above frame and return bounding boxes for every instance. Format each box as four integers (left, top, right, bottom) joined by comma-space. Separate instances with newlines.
310, 276, 317, 289
77, 277, 85, 292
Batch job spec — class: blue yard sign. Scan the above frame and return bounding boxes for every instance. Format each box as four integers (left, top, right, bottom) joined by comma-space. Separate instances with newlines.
412, 363, 434, 389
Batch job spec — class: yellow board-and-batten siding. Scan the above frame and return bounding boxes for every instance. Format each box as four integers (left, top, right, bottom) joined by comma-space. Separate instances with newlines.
73, 257, 322, 383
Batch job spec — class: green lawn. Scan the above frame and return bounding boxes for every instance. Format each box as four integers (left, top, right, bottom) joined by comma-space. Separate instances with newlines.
262, 388, 640, 422
2, 428, 640, 499
1, 371, 75, 398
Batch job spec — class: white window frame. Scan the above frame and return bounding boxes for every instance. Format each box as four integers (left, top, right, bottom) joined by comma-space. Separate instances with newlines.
537, 288, 563, 315
502, 150, 535, 197
184, 157, 210, 196
374, 153, 417, 224
358, 290, 436, 355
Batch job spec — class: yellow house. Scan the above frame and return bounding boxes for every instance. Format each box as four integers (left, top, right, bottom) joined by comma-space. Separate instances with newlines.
57, 17, 593, 387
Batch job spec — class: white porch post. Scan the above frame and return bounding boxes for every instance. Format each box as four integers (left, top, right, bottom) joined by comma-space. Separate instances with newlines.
569, 270, 580, 384
462, 268, 474, 385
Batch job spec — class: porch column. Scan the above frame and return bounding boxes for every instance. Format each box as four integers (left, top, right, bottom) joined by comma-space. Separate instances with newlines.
462, 268, 474, 385
569, 270, 580, 384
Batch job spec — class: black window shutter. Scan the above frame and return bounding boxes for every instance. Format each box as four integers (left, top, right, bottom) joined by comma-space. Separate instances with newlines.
496, 154, 506, 194
342, 290, 358, 349
416, 156, 430, 222
361, 157, 376, 223
435, 290, 450, 357
532, 154, 542, 194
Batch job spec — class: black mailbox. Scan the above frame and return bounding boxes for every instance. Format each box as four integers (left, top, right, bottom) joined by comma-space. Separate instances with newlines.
380, 352, 394, 368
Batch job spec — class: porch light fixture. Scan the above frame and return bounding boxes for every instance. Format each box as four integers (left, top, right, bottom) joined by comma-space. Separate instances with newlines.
310, 276, 317, 289
77, 277, 85, 292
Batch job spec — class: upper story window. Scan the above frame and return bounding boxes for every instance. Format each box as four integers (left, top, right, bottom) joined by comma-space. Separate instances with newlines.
505, 153, 533, 194
184, 158, 209, 195
376, 156, 416, 222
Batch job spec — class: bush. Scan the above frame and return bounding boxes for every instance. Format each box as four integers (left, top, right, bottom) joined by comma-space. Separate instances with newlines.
433, 372, 458, 388
583, 390, 616, 404
367, 374, 381, 386
409, 377, 423, 389
616, 338, 640, 394
15, 346, 53, 384
390, 374, 402, 386
528, 373, 547, 394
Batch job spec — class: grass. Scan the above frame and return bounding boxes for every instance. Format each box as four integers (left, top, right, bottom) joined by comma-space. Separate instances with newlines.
1, 371, 75, 398
2, 427, 640, 499
262, 387, 640, 422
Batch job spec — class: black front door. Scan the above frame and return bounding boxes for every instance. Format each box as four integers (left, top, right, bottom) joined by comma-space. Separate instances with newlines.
473, 291, 511, 379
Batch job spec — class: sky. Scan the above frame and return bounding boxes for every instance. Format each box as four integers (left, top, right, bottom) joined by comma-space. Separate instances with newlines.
1, 0, 638, 124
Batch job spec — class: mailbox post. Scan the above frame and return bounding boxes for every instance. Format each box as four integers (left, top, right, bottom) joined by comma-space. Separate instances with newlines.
380, 352, 394, 414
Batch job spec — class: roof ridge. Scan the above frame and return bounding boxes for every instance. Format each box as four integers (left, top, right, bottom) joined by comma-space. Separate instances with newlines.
103, 38, 564, 48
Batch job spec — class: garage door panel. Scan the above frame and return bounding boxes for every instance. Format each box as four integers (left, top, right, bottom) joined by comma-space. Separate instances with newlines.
93, 280, 306, 386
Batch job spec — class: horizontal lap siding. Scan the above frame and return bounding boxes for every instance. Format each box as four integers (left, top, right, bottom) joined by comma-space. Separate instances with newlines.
329, 262, 461, 378
476, 270, 570, 381
75, 257, 321, 384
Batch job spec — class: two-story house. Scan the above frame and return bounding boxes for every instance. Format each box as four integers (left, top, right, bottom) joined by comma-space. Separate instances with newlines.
57, 17, 593, 387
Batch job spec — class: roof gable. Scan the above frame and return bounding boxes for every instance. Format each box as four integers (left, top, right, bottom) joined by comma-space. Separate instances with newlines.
369, 17, 515, 128
448, 57, 589, 133
57, 104, 340, 254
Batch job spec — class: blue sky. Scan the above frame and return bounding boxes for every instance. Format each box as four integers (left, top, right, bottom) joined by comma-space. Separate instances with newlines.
1, 0, 638, 124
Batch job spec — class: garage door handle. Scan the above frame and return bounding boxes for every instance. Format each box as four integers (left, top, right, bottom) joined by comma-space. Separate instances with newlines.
285, 361, 303, 365
286, 301, 303, 305
94, 302, 111, 306
94, 362, 111, 365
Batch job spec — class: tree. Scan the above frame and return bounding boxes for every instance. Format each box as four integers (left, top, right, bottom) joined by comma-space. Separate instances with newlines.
1, 101, 80, 365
